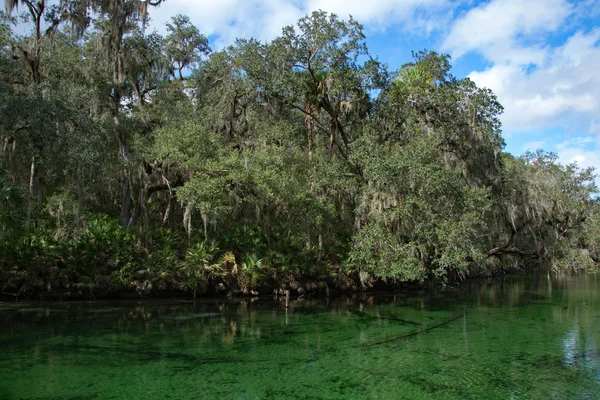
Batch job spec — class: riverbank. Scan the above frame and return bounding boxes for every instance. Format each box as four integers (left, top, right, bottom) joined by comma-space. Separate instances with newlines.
1, 261, 538, 302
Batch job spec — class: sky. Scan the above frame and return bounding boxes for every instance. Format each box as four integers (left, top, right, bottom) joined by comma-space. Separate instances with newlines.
142, 0, 600, 174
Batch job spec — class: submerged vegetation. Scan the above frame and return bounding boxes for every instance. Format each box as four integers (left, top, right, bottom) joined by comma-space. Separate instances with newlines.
0, 3, 598, 299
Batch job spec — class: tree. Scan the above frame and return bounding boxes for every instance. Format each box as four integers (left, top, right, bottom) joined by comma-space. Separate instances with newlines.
347, 50, 506, 281
85, 0, 166, 227
165, 14, 209, 81
391, 51, 504, 188
253, 11, 386, 160
3, 0, 66, 227
0, 9, 598, 299
489, 151, 598, 269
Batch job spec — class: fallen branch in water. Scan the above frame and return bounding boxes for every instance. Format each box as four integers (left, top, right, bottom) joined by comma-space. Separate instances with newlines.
361, 308, 466, 348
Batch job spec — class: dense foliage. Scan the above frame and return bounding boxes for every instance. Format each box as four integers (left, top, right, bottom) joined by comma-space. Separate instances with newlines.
1, 4, 598, 298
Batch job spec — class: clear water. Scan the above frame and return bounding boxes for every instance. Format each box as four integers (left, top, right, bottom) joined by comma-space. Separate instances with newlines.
1, 272, 599, 399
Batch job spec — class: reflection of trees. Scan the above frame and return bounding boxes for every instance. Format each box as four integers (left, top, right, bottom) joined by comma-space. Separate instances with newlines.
3, 273, 600, 360
3, 273, 600, 399
559, 276, 600, 373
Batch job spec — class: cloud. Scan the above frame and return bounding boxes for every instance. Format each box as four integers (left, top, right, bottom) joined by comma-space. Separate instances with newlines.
149, 0, 305, 47
440, 0, 600, 186
148, 0, 453, 48
467, 28, 600, 134
443, 0, 572, 64
441, 0, 600, 146
542, 136, 600, 186
306, 0, 449, 29
555, 147, 600, 175
556, 136, 596, 151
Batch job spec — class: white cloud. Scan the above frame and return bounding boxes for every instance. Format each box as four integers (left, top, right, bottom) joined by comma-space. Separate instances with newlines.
467, 28, 600, 133
148, 0, 453, 48
442, 0, 600, 146
149, 0, 305, 47
556, 147, 600, 174
556, 136, 596, 151
547, 136, 599, 186
307, 0, 449, 28
442, 0, 600, 182
443, 0, 572, 64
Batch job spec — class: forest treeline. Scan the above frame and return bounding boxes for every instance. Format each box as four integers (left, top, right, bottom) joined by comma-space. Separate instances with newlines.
0, 2, 598, 299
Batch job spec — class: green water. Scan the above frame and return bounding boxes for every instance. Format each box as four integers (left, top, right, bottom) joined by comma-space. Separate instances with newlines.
1, 272, 599, 399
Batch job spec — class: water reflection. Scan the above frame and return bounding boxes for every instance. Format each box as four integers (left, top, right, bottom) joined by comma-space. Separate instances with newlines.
0, 271, 599, 399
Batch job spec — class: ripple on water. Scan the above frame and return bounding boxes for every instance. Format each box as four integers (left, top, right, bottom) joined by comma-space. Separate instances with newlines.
1, 273, 600, 399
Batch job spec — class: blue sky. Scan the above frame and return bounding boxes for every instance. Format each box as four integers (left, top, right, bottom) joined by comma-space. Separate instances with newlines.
143, 0, 600, 173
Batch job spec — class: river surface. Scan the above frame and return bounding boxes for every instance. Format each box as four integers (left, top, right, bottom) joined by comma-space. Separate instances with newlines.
1, 272, 599, 399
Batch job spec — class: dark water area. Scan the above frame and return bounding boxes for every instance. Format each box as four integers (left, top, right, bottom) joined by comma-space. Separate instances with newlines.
1, 271, 599, 399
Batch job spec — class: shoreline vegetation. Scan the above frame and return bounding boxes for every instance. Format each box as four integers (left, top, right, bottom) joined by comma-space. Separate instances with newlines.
1, 6, 598, 300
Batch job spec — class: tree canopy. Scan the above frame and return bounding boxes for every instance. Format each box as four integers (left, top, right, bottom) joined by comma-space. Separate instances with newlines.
0, 7, 597, 299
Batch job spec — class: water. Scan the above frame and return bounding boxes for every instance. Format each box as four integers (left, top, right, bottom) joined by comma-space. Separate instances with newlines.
1, 272, 599, 399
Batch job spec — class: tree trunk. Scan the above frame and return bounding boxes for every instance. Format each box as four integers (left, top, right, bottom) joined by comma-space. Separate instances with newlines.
305, 104, 314, 160
169, 202, 176, 231
328, 117, 336, 156
183, 202, 193, 241
76, 175, 84, 232
113, 89, 131, 228
318, 233, 323, 261
120, 163, 131, 228
128, 180, 147, 228
27, 156, 36, 229
162, 194, 172, 226
201, 212, 208, 241
25, 4, 43, 229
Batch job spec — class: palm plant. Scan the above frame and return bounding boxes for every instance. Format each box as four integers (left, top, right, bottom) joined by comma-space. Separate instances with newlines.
238, 254, 266, 293
178, 241, 224, 298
